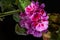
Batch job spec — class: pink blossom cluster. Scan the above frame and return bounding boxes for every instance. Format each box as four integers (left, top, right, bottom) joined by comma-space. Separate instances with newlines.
19, 1, 49, 37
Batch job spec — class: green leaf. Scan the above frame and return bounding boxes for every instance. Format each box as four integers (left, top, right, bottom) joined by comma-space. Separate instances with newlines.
50, 32, 58, 40
57, 28, 60, 40
0, 0, 17, 12
13, 13, 20, 22
15, 24, 27, 35
18, 0, 30, 11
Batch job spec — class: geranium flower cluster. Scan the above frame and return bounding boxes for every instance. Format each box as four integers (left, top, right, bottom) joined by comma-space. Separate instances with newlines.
19, 1, 49, 37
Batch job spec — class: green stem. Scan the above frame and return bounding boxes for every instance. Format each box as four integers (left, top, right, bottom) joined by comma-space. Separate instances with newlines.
0, 9, 20, 17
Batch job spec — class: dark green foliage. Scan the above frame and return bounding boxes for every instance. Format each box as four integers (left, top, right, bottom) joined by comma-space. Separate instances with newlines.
13, 13, 20, 22
0, 0, 18, 12
49, 13, 60, 40
15, 24, 27, 35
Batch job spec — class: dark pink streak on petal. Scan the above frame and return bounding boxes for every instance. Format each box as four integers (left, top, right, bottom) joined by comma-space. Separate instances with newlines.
41, 9, 44, 14
26, 8, 31, 12
32, 13, 40, 21
33, 22, 38, 27
41, 24, 44, 27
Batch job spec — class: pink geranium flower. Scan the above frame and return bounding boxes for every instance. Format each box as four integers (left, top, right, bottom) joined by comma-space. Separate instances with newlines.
19, 1, 49, 37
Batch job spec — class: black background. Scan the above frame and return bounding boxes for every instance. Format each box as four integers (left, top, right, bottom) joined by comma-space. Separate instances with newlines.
41, 0, 60, 13
0, 0, 60, 40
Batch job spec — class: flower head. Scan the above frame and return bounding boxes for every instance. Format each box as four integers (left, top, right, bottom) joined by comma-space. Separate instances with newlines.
19, 1, 49, 37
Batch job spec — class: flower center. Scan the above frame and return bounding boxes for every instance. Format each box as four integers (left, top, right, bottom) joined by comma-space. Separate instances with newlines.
32, 13, 40, 21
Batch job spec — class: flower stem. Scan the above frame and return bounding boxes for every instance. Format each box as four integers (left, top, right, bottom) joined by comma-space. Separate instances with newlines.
0, 9, 20, 17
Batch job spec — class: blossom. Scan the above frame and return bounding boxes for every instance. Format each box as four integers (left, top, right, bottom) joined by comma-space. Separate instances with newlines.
19, 1, 49, 37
